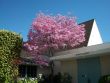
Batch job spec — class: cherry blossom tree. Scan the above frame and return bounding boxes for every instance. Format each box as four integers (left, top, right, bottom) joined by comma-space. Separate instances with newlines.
23, 13, 85, 66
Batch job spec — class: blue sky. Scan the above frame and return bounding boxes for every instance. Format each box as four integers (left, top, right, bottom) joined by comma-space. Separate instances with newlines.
0, 0, 110, 42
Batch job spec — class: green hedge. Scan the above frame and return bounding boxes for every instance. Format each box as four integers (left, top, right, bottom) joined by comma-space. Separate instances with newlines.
0, 30, 23, 83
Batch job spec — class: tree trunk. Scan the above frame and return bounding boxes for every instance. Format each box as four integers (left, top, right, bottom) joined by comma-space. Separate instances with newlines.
49, 48, 54, 83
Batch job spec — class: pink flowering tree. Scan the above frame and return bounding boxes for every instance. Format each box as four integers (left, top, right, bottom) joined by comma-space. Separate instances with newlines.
23, 13, 85, 66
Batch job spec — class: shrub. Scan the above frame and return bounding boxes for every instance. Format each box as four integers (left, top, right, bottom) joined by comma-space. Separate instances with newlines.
38, 72, 72, 83
17, 77, 38, 83
99, 75, 110, 83
0, 30, 23, 82
61, 73, 72, 83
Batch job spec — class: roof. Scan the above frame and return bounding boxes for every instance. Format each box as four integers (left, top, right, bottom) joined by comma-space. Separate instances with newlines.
79, 19, 94, 47
50, 43, 110, 61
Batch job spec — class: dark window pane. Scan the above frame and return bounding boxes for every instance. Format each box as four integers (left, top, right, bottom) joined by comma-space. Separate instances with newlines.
18, 65, 37, 78
19, 65, 26, 77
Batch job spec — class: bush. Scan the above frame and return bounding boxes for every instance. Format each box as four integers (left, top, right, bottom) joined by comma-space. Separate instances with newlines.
53, 72, 62, 83
99, 75, 110, 83
38, 72, 72, 83
0, 30, 23, 82
61, 73, 72, 83
17, 77, 38, 83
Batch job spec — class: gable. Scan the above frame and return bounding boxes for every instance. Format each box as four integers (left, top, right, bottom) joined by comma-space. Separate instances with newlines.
79, 19, 103, 47
87, 20, 103, 46
79, 19, 94, 47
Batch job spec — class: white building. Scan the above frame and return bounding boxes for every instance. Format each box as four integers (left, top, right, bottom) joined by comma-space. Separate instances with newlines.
20, 19, 110, 83
50, 19, 110, 83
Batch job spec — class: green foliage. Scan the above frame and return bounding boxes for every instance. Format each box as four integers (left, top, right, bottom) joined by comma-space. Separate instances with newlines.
61, 73, 72, 83
99, 75, 110, 83
0, 30, 23, 82
39, 73, 72, 83
17, 77, 38, 83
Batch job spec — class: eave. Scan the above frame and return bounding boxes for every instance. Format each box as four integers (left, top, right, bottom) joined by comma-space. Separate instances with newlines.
50, 43, 110, 61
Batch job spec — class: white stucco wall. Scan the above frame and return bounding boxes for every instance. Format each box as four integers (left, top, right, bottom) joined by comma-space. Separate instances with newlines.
87, 20, 103, 46
61, 60, 78, 83
53, 61, 61, 74
100, 55, 110, 76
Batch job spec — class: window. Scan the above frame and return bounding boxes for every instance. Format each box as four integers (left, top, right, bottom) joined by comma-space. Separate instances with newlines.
19, 65, 37, 78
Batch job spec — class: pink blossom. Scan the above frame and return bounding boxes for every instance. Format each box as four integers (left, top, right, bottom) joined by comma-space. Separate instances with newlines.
23, 13, 85, 66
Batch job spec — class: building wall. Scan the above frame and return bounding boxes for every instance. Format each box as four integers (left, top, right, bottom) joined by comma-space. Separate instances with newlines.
43, 54, 110, 82
59, 55, 110, 83
100, 55, 110, 76
37, 67, 51, 77
61, 60, 78, 83
54, 61, 61, 74
21, 48, 110, 81
87, 20, 103, 46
